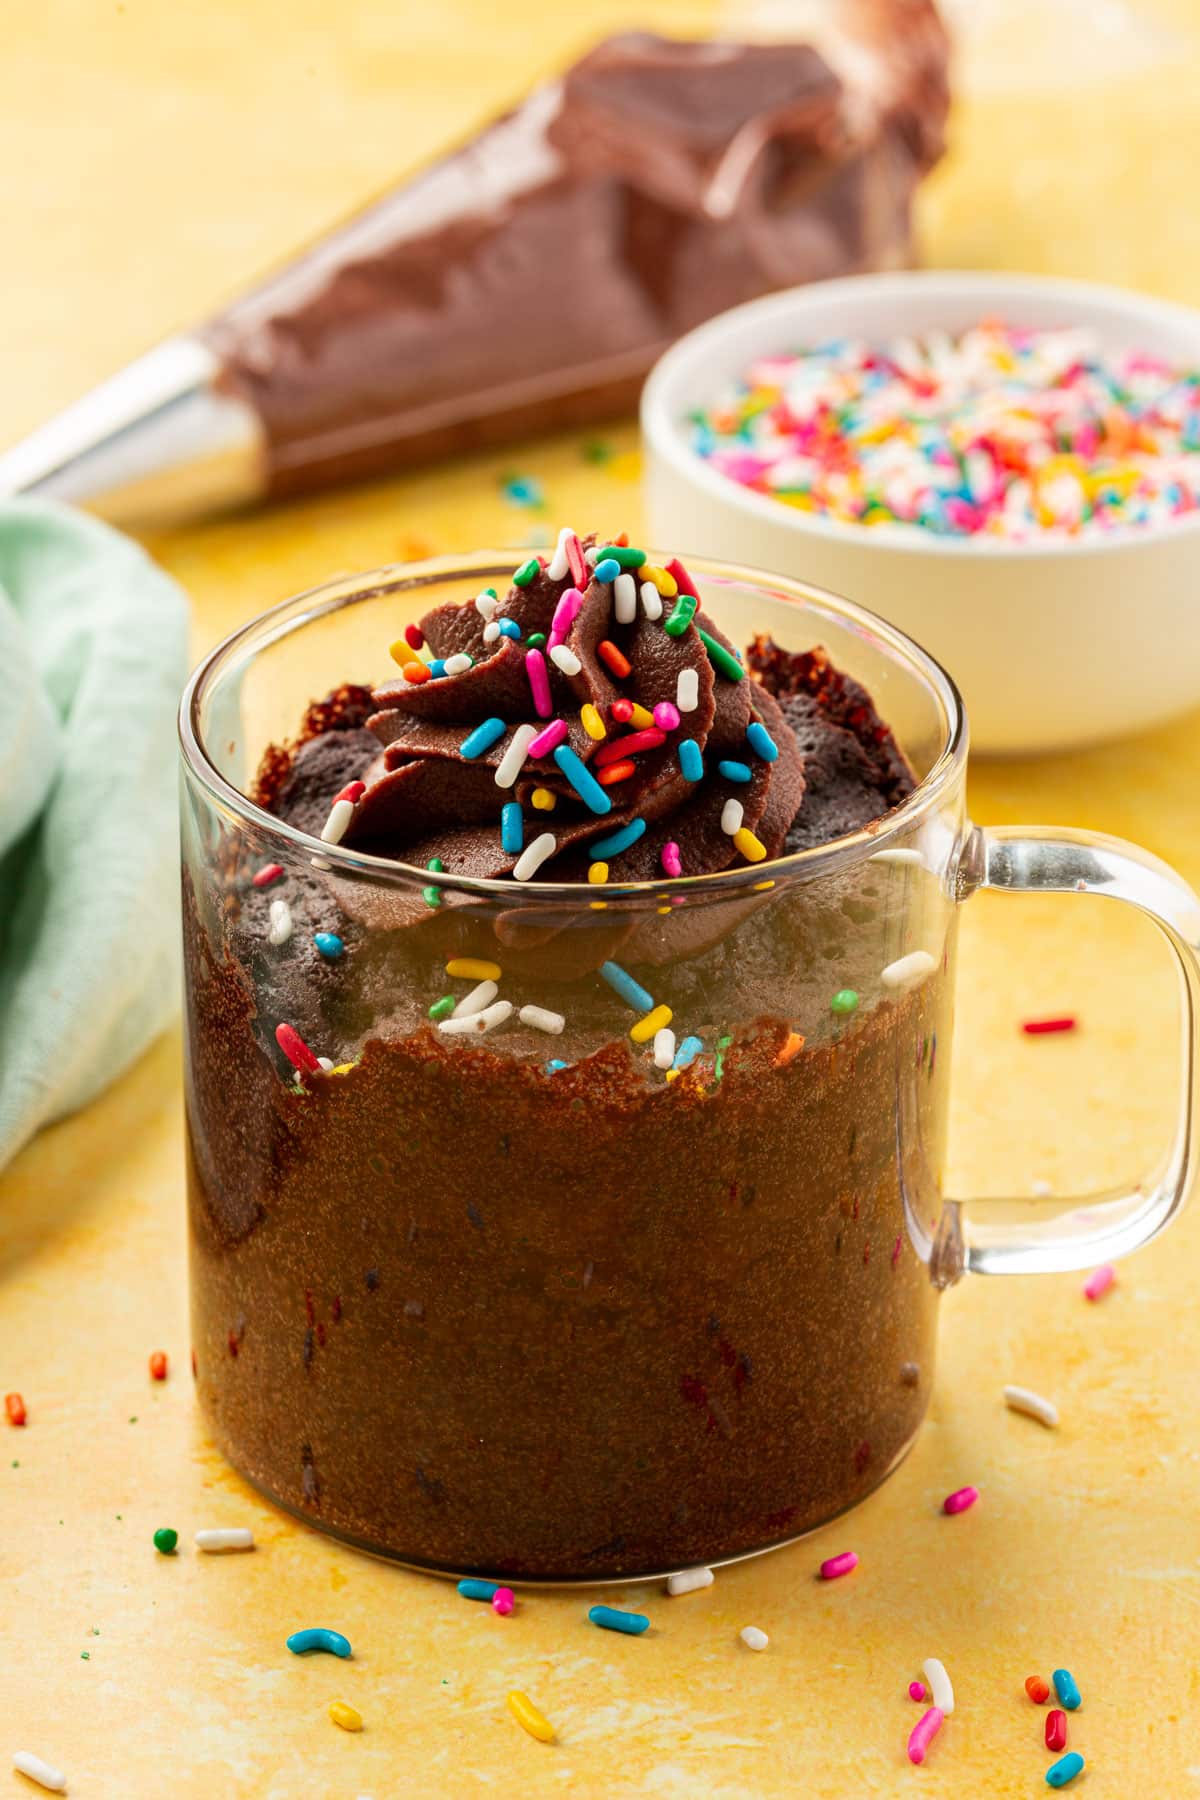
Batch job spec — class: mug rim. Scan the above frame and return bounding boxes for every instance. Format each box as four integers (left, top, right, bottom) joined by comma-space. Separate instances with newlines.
178, 549, 968, 904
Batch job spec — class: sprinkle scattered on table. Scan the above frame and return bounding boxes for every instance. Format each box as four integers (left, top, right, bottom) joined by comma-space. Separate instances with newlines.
906, 1705, 944, 1766
740, 1626, 769, 1651
148, 1350, 168, 1381
152, 1527, 178, 1555
666, 1566, 713, 1597
1026, 1675, 1051, 1705
287, 1627, 352, 1658
819, 1550, 858, 1581
943, 1485, 980, 1516
1005, 1384, 1059, 1428
11, 1751, 67, 1792
328, 1700, 363, 1732
1046, 1751, 1085, 1788
5, 1392, 27, 1426
1023, 1015, 1078, 1036
1052, 1668, 1082, 1711
588, 1604, 650, 1636
195, 1527, 255, 1553
507, 1690, 555, 1743
923, 1658, 954, 1714
1083, 1264, 1116, 1302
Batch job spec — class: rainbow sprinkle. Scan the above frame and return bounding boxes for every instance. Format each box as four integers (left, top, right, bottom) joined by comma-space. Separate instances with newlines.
687, 324, 1200, 539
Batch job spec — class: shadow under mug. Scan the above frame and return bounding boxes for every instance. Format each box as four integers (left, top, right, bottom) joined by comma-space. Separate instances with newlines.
179, 552, 1200, 1581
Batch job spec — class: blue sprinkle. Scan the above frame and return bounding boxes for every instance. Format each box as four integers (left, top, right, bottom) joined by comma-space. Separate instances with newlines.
718, 760, 752, 783
589, 817, 646, 860
498, 619, 522, 640
429, 659, 447, 678
588, 1605, 649, 1636
286, 1627, 352, 1658
593, 557, 621, 583
678, 739, 704, 782
1052, 1669, 1081, 1711
501, 802, 524, 855
546, 1059, 568, 1074
674, 1035, 703, 1069
502, 474, 544, 508
553, 745, 612, 816
601, 961, 655, 1013
1045, 1752, 1085, 1789
459, 717, 507, 759
746, 721, 779, 763
457, 1579, 500, 1602
313, 932, 344, 960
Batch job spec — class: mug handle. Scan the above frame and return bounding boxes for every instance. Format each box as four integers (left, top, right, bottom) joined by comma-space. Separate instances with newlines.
929, 824, 1200, 1286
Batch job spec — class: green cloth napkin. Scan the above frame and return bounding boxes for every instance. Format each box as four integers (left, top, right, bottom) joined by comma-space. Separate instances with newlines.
0, 500, 188, 1169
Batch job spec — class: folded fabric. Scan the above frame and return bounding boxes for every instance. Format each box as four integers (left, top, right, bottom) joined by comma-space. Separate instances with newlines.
0, 499, 189, 1169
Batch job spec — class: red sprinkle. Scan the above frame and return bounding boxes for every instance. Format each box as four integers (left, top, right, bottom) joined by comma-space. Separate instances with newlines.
252, 863, 284, 889
1046, 1709, 1068, 1752
665, 555, 700, 599
565, 532, 587, 587
943, 1484, 979, 1515
610, 699, 635, 724
1025, 1675, 1050, 1705
594, 728, 666, 768
1022, 1015, 1077, 1035
5, 1393, 26, 1427
597, 639, 632, 680
149, 1351, 168, 1382
597, 760, 637, 787
404, 623, 424, 650
275, 1022, 320, 1074
334, 781, 366, 806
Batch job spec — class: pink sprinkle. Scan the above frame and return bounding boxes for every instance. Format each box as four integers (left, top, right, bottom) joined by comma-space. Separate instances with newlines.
819, 1550, 858, 1581
492, 1586, 515, 1616
404, 622, 424, 650
661, 842, 682, 878
548, 586, 584, 650
653, 701, 681, 732
943, 1485, 979, 1515
907, 1706, 944, 1765
908, 1681, 927, 1703
334, 780, 366, 806
565, 533, 587, 587
1084, 1263, 1116, 1302
525, 648, 553, 718
528, 718, 568, 759
252, 862, 284, 889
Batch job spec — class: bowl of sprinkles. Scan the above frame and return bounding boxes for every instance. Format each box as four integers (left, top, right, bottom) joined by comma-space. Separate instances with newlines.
643, 271, 1200, 752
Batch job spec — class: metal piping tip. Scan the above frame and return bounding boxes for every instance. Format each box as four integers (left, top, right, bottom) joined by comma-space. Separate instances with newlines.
0, 336, 265, 529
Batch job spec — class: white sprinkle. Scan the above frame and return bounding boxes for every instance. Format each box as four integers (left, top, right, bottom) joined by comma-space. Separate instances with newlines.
452, 980, 499, 1019
310, 854, 331, 871
922, 1657, 954, 1715
444, 652, 473, 676
317, 1056, 335, 1072
494, 722, 540, 789
1031, 1178, 1054, 1198
640, 580, 664, 621
880, 949, 937, 990
320, 797, 355, 846
653, 1026, 676, 1070
195, 1527, 255, 1553
721, 798, 744, 836
519, 1004, 566, 1035
12, 1753, 66, 1793
870, 847, 924, 866
438, 999, 514, 1036
549, 644, 582, 677
1004, 1383, 1059, 1428
475, 590, 499, 620
482, 619, 502, 644
513, 832, 557, 881
614, 571, 637, 623
584, 545, 600, 566
267, 898, 293, 946
666, 1566, 713, 1596
677, 667, 699, 712
546, 526, 573, 581
740, 1626, 769, 1651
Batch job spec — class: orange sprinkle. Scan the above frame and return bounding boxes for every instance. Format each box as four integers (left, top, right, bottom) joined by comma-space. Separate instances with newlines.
597, 640, 632, 679
5, 1392, 26, 1427
1025, 1676, 1050, 1705
402, 661, 431, 685
597, 760, 636, 787
774, 1031, 805, 1067
614, 530, 629, 546
149, 1351, 168, 1381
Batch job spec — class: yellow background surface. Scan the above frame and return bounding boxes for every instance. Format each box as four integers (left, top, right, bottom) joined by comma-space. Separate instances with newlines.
3, 2, 1200, 1794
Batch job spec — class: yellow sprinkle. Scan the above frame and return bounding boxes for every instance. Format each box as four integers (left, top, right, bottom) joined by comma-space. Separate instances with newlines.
329, 1701, 362, 1732
631, 1003, 672, 1044
733, 828, 766, 864
447, 958, 502, 981
580, 703, 606, 741
657, 904, 672, 915
530, 787, 557, 812
629, 703, 655, 730
640, 564, 678, 598
588, 862, 609, 885
329, 1062, 357, 1076
665, 1068, 680, 1083
508, 1690, 555, 1744
589, 900, 608, 911
752, 879, 775, 891
389, 636, 421, 667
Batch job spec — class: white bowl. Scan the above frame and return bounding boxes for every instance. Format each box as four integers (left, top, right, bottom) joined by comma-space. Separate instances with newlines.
642, 271, 1200, 754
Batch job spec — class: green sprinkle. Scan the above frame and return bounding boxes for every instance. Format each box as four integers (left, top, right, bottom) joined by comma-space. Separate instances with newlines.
714, 1033, 732, 1081
11, 1460, 18, 1469
582, 439, 613, 464
423, 856, 444, 909
698, 628, 745, 681
595, 545, 646, 569
513, 557, 540, 587
81, 1651, 90, 1659
428, 995, 455, 1022
525, 632, 547, 648
831, 989, 859, 1015
153, 1527, 178, 1555
129, 1415, 137, 1424
664, 593, 698, 637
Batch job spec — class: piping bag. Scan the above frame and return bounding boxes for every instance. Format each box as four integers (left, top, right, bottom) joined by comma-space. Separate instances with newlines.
0, 6, 948, 527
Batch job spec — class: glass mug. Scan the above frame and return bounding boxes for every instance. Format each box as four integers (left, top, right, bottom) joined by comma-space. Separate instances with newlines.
179, 554, 1200, 1581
